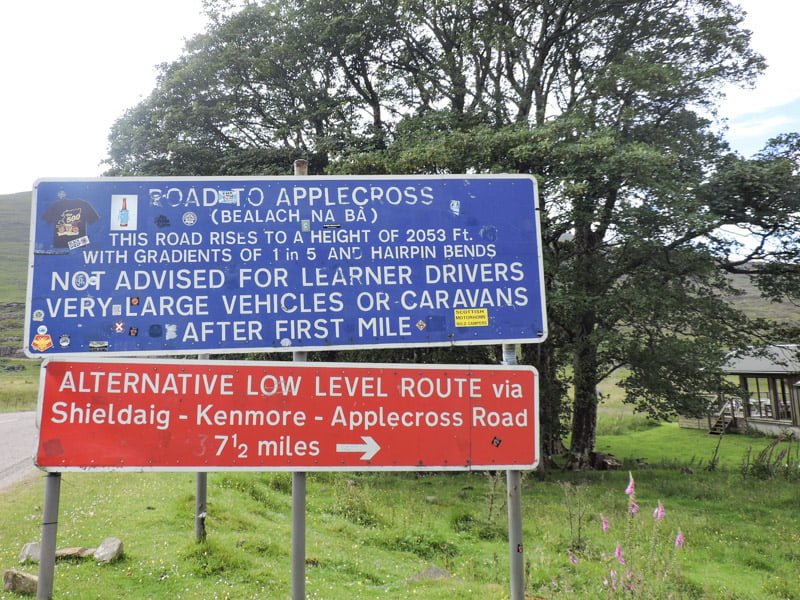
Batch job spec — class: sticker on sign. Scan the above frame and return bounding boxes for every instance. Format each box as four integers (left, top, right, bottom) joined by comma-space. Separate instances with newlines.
35, 358, 539, 472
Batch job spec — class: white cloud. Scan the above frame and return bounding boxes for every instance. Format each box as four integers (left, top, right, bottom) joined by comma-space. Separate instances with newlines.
720, 0, 800, 117
0, 1, 207, 194
731, 111, 796, 137
717, 1, 800, 155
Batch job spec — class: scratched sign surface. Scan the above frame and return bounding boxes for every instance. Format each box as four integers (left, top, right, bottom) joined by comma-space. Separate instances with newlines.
36, 359, 538, 471
26, 175, 546, 356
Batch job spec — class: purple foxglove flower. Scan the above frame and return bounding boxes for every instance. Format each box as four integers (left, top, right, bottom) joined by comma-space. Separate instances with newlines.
629, 499, 639, 515
601, 514, 610, 533
675, 531, 685, 548
625, 472, 635, 496
615, 544, 626, 564
653, 501, 665, 521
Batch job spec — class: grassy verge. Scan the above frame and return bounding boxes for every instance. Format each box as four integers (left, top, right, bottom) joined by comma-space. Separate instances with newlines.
2, 425, 798, 599
596, 421, 790, 471
0, 358, 39, 412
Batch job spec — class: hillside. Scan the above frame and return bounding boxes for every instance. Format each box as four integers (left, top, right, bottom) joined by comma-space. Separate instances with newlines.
0, 191, 31, 356
725, 271, 800, 324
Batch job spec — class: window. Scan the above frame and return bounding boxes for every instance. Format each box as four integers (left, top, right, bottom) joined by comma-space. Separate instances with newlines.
775, 379, 792, 421
742, 376, 793, 421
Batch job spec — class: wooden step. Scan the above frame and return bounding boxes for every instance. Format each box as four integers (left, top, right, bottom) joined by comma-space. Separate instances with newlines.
708, 415, 733, 435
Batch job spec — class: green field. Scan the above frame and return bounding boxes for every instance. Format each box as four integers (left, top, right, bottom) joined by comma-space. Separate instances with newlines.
2, 428, 798, 600
0, 192, 36, 410
0, 192, 29, 364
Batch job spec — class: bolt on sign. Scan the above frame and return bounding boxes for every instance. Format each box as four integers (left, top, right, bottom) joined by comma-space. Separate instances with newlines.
36, 358, 539, 471
25, 175, 546, 356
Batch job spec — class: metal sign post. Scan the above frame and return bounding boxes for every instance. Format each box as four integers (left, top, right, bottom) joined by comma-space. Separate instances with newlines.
292, 159, 308, 600
37, 473, 61, 600
503, 343, 525, 600
195, 354, 210, 543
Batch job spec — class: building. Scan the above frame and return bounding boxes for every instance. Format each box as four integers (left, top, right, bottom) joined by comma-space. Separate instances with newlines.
680, 345, 800, 436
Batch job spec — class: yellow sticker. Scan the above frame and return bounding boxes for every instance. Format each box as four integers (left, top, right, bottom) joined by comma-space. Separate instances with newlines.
454, 308, 489, 327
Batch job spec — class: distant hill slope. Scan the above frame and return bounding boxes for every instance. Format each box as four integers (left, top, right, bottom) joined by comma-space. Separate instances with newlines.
0, 191, 31, 356
0, 190, 796, 359
725, 272, 800, 325
0, 191, 32, 243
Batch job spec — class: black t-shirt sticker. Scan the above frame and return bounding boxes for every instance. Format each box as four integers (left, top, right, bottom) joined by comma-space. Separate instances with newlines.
41, 198, 100, 248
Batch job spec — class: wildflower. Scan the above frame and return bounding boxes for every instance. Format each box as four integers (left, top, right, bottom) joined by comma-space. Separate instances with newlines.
609, 569, 618, 591
601, 514, 610, 533
653, 501, 665, 521
568, 550, 579, 565
615, 544, 626, 565
604, 569, 619, 591
629, 499, 639, 515
675, 531, 685, 548
623, 570, 637, 593
625, 471, 635, 496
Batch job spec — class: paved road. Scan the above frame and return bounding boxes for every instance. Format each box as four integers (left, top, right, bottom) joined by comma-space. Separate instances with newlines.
0, 411, 39, 492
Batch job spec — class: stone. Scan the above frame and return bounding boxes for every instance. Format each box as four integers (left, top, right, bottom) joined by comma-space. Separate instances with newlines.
93, 537, 124, 564
18, 542, 40, 564
3, 569, 38, 595
56, 547, 96, 560
409, 565, 452, 581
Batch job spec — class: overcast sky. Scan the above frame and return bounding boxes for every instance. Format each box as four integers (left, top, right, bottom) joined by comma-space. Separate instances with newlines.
1, 0, 798, 195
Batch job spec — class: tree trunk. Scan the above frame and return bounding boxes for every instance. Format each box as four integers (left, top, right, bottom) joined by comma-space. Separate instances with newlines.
522, 341, 566, 467
568, 319, 599, 469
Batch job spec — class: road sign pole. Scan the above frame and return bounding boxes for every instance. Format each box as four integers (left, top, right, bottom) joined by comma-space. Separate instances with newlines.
507, 469, 524, 599
195, 472, 207, 542
292, 347, 308, 600
196, 354, 209, 543
503, 343, 525, 600
292, 465, 306, 600
292, 158, 308, 600
37, 472, 61, 600
291, 347, 308, 600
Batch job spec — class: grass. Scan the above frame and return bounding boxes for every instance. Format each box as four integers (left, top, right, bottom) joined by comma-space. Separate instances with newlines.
596, 422, 790, 471
0, 192, 31, 362
2, 426, 799, 599
595, 367, 660, 437
0, 358, 39, 412
0, 193, 41, 411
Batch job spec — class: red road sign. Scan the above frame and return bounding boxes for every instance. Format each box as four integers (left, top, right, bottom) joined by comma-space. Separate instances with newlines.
36, 358, 538, 471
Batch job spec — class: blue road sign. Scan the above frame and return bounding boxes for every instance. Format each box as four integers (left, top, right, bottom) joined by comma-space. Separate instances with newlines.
25, 175, 546, 356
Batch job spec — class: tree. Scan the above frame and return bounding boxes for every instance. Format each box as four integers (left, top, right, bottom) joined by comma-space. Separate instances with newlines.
105, 0, 800, 467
